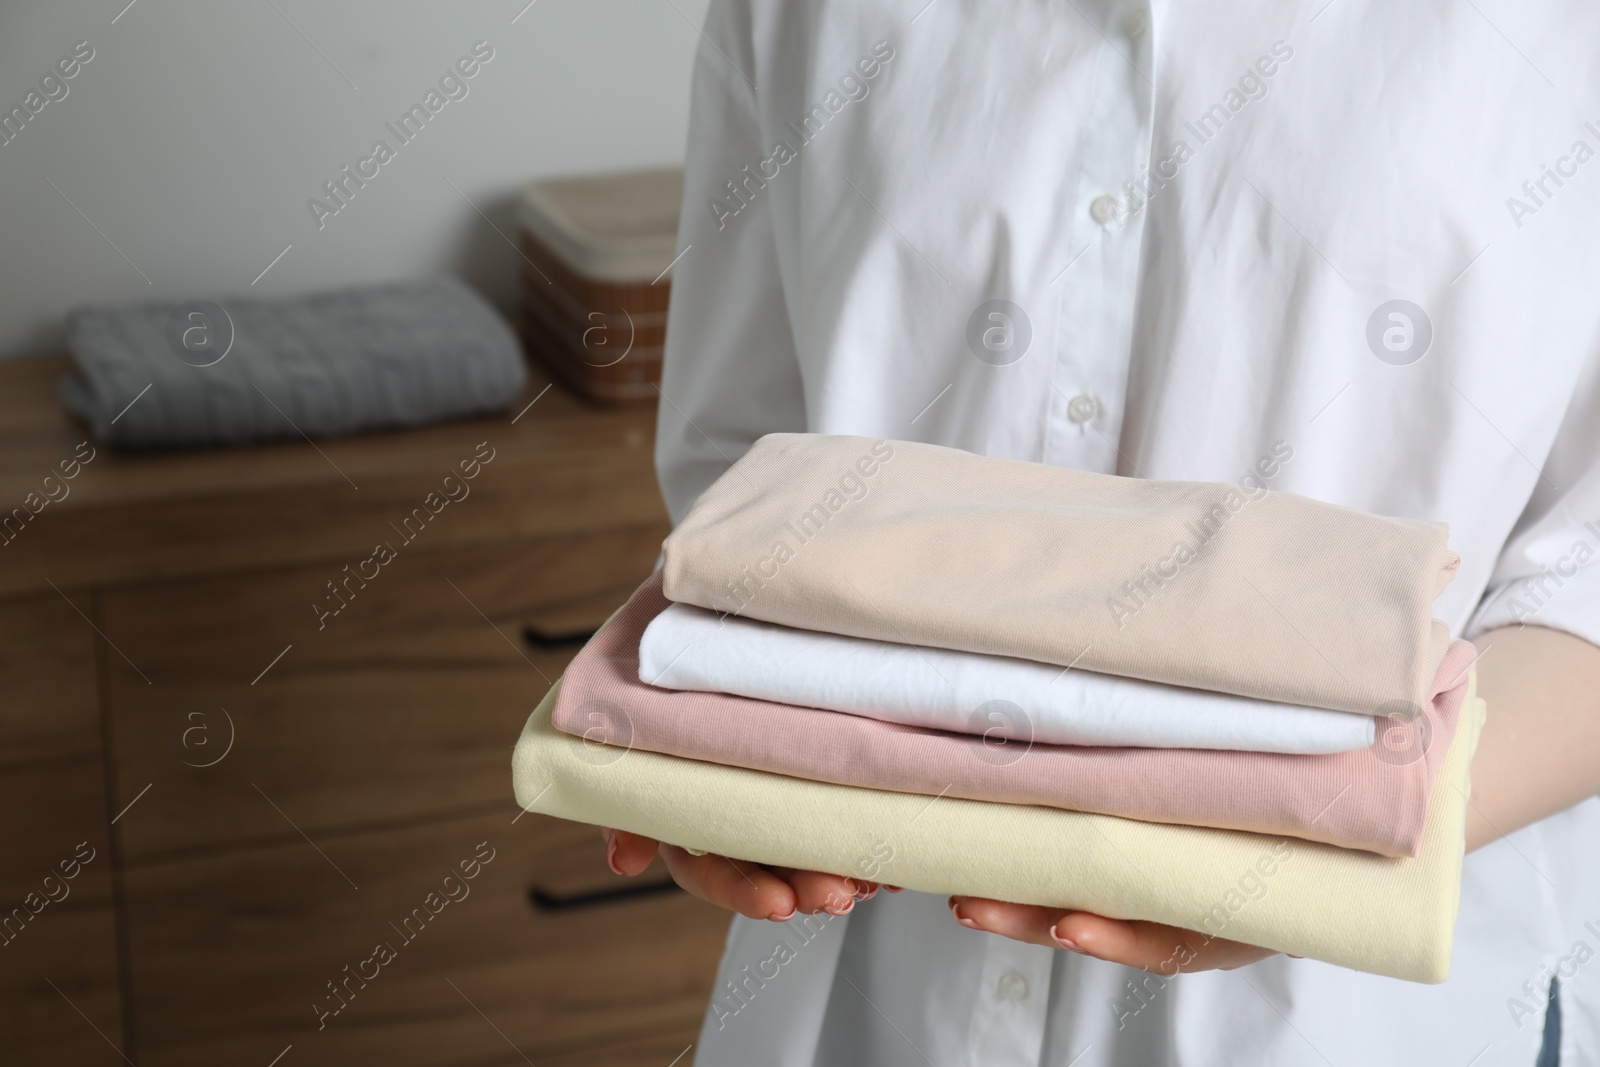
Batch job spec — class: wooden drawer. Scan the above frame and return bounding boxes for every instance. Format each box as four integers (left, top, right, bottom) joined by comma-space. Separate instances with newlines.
0, 594, 103, 769
0, 596, 124, 1066
0, 358, 665, 600
122, 809, 728, 1066
0, 354, 715, 1066
539, 1026, 701, 1067
99, 526, 667, 862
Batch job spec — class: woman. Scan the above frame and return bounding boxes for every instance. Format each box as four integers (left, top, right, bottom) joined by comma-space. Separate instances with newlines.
606, 2, 1600, 1063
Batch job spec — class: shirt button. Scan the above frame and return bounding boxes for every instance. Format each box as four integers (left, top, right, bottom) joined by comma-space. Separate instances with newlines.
1089, 194, 1123, 226
1125, 9, 1149, 37
997, 971, 1030, 1001
1067, 394, 1099, 423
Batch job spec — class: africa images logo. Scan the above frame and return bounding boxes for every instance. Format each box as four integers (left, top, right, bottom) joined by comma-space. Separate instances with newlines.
717, 441, 895, 613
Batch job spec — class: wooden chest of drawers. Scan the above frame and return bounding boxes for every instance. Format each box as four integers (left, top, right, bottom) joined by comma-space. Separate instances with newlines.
0, 356, 727, 1066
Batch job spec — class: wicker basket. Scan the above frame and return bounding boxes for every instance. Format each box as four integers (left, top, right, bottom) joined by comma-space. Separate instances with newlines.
515, 167, 682, 405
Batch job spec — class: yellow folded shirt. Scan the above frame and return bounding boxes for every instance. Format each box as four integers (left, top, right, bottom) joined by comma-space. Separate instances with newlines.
511, 674, 1484, 983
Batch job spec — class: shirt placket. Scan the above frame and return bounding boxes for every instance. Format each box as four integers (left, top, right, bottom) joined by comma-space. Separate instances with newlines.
1044, 0, 1157, 476
961, 937, 1058, 1066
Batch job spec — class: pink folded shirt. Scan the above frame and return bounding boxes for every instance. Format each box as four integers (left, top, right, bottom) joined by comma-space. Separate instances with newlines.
552, 574, 1477, 857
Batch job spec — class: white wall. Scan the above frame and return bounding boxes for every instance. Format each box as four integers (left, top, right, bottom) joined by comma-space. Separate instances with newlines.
0, 0, 709, 358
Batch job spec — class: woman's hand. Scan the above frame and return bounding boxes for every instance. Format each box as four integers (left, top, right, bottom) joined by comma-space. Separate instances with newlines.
603, 828, 884, 920
948, 896, 1280, 972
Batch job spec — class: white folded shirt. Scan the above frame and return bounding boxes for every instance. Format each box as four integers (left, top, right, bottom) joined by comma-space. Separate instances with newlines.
639, 603, 1377, 754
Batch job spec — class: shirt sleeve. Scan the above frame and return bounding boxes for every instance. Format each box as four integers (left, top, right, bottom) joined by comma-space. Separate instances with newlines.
654, 0, 806, 524
1465, 349, 1600, 647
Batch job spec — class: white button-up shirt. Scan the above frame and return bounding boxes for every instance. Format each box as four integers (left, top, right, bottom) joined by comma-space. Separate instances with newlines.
654, 2, 1600, 1064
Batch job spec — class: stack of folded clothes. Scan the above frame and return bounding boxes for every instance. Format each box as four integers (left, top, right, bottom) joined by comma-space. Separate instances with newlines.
512, 434, 1480, 982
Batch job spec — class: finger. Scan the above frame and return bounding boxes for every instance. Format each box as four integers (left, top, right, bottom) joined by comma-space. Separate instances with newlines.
1050, 913, 1194, 969
951, 896, 1281, 972
948, 897, 1063, 948
769, 868, 865, 914
601, 828, 660, 877
660, 846, 797, 921
1053, 913, 1275, 972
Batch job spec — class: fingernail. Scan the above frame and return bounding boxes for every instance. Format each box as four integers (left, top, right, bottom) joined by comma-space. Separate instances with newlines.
843, 878, 862, 897
604, 830, 622, 875
1051, 922, 1081, 952
884, 885, 904, 893
949, 898, 981, 930
823, 894, 855, 916
768, 905, 796, 922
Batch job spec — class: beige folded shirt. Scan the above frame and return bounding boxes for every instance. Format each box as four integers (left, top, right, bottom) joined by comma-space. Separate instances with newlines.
663, 434, 1459, 717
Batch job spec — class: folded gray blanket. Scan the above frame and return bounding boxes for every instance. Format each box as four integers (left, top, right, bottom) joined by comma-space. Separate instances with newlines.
61, 278, 527, 449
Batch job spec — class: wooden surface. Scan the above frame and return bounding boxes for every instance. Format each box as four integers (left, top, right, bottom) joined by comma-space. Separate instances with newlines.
99, 529, 668, 861
0, 595, 125, 1066
0, 356, 664, 598
0, 354, 725, 1066
122, 811, 727, 1067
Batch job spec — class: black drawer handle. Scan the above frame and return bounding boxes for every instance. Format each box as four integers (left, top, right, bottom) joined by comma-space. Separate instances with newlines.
522, 624, 598, 649
528, 877, 680, 912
